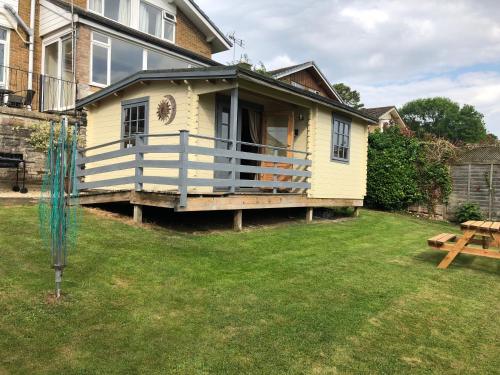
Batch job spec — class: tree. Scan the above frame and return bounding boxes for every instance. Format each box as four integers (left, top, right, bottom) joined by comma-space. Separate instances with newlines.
399, 97, 487, 144
332, 83, 364, 109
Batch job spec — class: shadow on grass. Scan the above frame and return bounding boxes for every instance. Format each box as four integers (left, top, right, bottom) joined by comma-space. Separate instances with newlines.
85, 204, 354, 233
415, 250, 500, 275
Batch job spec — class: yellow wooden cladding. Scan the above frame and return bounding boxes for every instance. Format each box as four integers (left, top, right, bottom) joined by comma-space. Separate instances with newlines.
84, 79, 370, 201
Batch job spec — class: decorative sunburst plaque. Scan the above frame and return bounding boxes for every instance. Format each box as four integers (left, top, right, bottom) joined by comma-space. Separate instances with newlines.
157, 95, 177, 125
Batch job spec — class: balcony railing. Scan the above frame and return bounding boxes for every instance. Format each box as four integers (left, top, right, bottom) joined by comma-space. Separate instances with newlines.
0, 65, 76, 113
75, 131, 312, 207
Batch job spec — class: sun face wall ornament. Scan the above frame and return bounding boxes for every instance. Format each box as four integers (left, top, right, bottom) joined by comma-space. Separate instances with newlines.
157, 95, 177, 125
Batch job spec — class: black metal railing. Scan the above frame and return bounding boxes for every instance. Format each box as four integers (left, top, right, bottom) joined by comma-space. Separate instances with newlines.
0, 65, 76, 113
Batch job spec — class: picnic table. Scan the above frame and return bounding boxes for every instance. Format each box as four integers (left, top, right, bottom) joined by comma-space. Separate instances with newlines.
428, 221, 500, 269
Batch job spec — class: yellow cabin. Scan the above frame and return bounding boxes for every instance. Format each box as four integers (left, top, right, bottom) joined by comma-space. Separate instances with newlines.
76, 66, 377, 226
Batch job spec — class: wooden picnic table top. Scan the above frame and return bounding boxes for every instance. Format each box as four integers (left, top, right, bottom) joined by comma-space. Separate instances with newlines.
460, 220, 500, 232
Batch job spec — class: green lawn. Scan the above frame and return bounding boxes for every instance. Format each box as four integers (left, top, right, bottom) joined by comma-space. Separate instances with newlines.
0, 206, 499, 374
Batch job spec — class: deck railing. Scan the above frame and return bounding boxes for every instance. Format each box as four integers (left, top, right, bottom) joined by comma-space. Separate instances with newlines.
0, 65, 76, 113
76, 131, 312, 207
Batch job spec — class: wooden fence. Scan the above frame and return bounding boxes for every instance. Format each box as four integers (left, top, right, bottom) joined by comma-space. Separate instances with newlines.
448, 163, 500, 220
76, 130, 312, 207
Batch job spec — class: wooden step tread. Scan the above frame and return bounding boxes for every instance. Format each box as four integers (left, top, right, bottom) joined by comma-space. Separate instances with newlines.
428, 233, 457, 246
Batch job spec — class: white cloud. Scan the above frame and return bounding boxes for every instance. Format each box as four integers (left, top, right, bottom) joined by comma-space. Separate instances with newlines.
195, 0, 500, 135
265, 55, 298, 70
340, 7, 389, 32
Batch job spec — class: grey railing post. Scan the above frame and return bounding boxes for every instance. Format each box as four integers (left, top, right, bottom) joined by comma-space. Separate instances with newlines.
135, 135, 144, 192
229, 87, 238, 194
179, 130, 189, 208
272, 149, 278, 194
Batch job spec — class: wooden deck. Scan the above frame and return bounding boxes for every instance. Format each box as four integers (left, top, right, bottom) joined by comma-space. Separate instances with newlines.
77, 190, 363, 212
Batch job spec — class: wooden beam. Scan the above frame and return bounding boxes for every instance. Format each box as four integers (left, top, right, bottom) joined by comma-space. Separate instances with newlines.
233, 210, 243, 231
78, 191, 132, 205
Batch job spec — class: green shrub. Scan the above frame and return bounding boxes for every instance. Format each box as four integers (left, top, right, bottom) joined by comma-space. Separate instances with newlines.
366, 127, 453, 214
366, 127, 421, 210
455, 203, 483, 223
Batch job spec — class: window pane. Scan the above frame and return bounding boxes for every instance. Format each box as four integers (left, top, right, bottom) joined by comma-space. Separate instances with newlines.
137, 119, 145, 133
92, 32, 108, 44
124, 107, 130, 122
92, 44, 108, 84
0, 28, 6, 41
110, 37, 143, 83
61, 38, 73, 81
131, 106, 138, 121
104, 0, 130, 25
164, 20, 174, 41
140, 1, 162, 37
138, 105, 145, 120
147, 50, 189, 70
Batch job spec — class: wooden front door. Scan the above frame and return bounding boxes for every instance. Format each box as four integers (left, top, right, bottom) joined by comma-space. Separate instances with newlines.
261, 111, 294, 183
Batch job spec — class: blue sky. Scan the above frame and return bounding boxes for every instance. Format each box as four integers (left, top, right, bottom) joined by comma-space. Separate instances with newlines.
198, 0, 500, 136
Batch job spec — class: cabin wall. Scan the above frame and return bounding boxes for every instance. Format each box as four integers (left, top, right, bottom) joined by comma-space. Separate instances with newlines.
84, 80, 234, 193
308, 105, 368, 200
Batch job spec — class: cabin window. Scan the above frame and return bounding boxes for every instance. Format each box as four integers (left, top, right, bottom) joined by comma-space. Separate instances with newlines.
331, 116, 351, 162
0, 27, 8, 86
121, 97, 149, 148
89, 0, 131, 25
139, 1, 176, 42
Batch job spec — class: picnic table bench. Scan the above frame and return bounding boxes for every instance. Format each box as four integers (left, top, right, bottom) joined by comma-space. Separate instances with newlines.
428, 221, 500, 269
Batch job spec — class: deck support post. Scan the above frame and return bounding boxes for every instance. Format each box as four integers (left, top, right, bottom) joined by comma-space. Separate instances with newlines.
179, 130, 189, 208
133, 205, 143, 224
353, 207, 360, 217
233, 209, 243, 231
229, 87, 239, 194
306, 207, 313, 223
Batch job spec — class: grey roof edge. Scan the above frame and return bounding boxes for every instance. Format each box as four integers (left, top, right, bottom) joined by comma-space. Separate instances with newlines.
76, 66, 378, 124
47, 0, 222, 67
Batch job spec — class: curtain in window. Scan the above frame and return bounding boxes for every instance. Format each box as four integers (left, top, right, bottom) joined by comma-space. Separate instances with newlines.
89, 0, 102, 12
140, 2, 161, 37
248, 110, 261, 144
139, 2, 149, 34
118, 0, 130, 25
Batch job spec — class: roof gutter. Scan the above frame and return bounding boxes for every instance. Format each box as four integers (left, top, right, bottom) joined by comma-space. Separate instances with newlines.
4, 4, 33, 37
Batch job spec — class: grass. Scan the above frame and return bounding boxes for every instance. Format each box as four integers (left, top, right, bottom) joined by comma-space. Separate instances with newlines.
0, 206, 499, 374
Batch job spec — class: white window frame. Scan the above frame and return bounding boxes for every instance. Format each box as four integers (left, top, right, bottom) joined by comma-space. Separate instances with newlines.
90, 31, 111, 87
88, 0, 131, 26
0, 27, 9, 87
139, 0, 176, 43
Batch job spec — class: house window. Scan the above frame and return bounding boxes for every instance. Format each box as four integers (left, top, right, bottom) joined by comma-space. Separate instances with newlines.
91, 32, 143, 86
121, 97, 149, 148
0, 27, 8, 85
147, 49, 190, 70
91, 32, 110, 86
331, 116, 351, 162
139, 1, 176, 42
89, 0, 131, 25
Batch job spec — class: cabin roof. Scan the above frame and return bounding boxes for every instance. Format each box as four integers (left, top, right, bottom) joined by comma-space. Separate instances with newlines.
76, 66, 378, 124
46, 0, 228, 63
269, 61, 343, 102
362, 106, 397, 118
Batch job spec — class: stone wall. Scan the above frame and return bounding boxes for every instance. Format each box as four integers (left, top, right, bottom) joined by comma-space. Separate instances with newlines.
0, 107, 84, 188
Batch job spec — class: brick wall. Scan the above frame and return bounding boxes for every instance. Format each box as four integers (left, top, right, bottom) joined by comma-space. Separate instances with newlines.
176, 9, 212, 59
